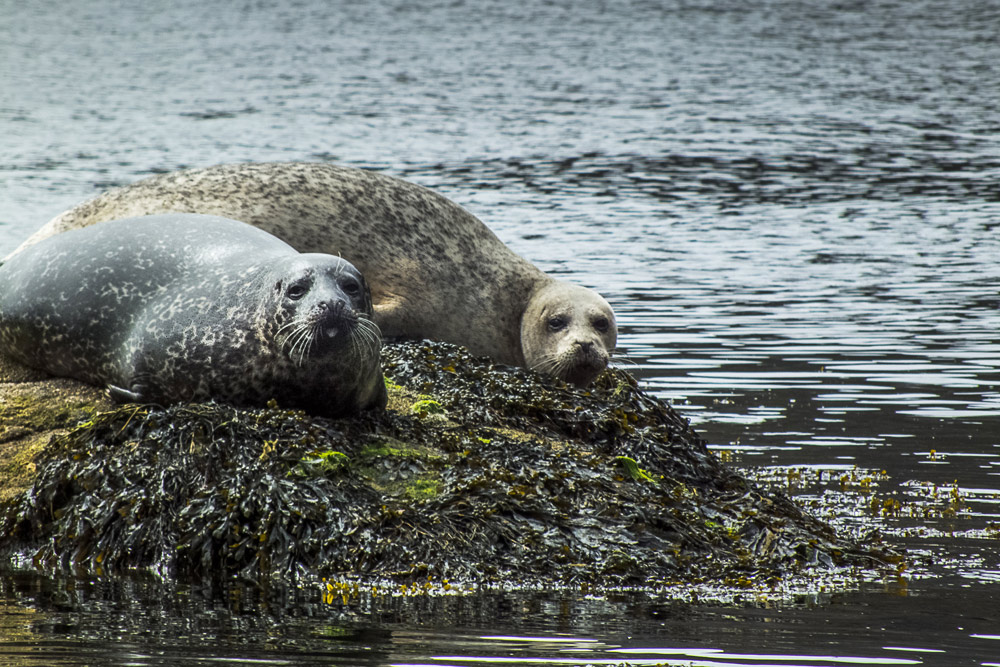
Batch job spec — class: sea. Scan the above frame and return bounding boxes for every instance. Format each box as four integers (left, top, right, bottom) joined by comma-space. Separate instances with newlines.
1, 0, 999, 664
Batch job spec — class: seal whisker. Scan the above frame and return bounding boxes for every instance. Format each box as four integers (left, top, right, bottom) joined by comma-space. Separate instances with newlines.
285, 323, 315, 367
358, 320, 382, 353
309, 320, 322, 356
348, 335, 366, 381
355, 317, 378, 338
278, 322, 308, 363
275, 319, 307, 348
353, 320, 381, 365
550, 356, 571, 379
275, 319, 302, 335
347, 330, 365, 366
529, 351, 564, 375
295, 325, 317, 366
351, 337, 371, 372
608, 352, 638, 370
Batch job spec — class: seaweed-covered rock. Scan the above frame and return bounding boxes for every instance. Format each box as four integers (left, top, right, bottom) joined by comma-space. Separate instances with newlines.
0, 341, 891, 587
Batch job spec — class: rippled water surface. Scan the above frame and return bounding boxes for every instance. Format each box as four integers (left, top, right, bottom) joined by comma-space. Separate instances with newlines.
2, 0, 1000, 664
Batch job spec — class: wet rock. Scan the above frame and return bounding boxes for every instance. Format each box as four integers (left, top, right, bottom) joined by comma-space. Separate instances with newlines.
0, 341, 893, 587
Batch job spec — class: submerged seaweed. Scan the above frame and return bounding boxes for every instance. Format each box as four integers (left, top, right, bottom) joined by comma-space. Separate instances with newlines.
0, 341, 893, 587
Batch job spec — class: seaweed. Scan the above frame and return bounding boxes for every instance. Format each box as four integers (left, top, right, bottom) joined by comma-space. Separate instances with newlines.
0, 341, 893, 588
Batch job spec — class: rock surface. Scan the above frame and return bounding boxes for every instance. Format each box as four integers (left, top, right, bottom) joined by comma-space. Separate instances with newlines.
0, 342, 892, 587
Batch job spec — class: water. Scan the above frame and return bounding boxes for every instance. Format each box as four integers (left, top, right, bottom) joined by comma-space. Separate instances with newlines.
2, 0, 1000, 663
1, 571, 999, 666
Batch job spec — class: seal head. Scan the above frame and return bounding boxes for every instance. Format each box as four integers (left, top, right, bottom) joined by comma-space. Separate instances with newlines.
253, 254, 387, 416
271, 254, 378, 367
520, 281, 617, 387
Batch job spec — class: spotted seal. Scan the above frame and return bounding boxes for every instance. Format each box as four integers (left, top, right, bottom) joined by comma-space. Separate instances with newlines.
13, 163, 617, 386
0, 213, 387, 417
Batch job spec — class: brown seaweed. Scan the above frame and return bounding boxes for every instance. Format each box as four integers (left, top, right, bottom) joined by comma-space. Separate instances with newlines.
0, 341, 894, 588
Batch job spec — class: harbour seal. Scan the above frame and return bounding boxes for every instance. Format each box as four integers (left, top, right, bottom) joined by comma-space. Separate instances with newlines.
13, 162, 617, 386
0, 213, 387, 417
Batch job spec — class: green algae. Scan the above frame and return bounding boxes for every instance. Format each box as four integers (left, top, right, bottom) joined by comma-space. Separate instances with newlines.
410, 398, 445, 419
0, 390, 101, 439
288, 450, 350, 478
0, 362, 113, 502
357, 436, 443, 462
404, 476, 443, 501
615, 456, 656, 483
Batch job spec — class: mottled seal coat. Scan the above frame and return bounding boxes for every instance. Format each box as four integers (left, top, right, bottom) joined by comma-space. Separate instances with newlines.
0, 213, 387, 417
15, 162, 617, 386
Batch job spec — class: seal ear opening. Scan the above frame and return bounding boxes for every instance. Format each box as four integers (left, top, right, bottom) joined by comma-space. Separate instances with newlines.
274, 280, 283, 293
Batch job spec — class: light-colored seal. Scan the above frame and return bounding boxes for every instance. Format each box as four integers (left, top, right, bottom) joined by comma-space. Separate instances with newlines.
14, 162, 617, 386
0, 213, 387, 417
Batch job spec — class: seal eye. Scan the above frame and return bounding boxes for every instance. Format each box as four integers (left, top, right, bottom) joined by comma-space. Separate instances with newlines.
341, 278, 361, 297
286, 284, 308, 301
593, 316, 610, 333
547, 316, 568, 332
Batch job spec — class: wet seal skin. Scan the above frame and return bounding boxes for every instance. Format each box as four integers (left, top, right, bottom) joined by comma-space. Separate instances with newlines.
0, 213, 387, 417
13, 162, 618, 386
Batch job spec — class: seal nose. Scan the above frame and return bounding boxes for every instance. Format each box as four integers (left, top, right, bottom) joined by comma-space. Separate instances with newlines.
319, 299, 348, 315
576, 340, 594, 353
317, 299, 355, 340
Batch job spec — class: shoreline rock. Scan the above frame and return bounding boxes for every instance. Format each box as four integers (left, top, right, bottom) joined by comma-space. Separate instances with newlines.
0, 341, 895, 587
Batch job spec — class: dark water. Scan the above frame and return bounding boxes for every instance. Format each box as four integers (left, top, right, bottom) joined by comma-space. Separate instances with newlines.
2, 0, 1000, 664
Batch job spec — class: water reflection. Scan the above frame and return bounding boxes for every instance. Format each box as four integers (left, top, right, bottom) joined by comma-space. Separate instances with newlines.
388, 635, 942, 667
2, 563, 998, 665
3, 0, 1000, 662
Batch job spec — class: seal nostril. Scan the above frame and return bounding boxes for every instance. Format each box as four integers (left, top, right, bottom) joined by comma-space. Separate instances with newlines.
320, 300, 347, 314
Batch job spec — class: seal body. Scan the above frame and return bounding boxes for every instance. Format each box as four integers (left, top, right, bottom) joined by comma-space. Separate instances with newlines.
14, 162, 617, 386
0, 214, 386, 417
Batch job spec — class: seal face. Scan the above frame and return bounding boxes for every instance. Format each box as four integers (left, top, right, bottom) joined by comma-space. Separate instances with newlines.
520, 282, 618, 387
0, 214, 387, 417
13, 162, 617, 385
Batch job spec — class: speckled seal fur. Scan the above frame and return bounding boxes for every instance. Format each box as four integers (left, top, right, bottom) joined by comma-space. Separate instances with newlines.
14, 162, 617, 386
0, 213, 387, 417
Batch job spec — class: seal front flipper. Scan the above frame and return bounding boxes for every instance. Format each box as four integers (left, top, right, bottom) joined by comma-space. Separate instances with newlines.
107, 383, 145, 404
